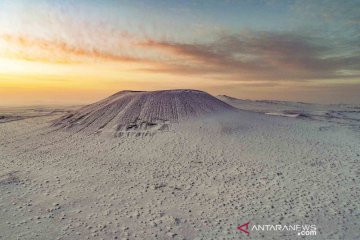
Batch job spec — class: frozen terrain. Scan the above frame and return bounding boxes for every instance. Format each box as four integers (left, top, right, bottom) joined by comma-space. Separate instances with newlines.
0, 106, 74, 124
0, 90, 359, 240
218, 95, 360, 127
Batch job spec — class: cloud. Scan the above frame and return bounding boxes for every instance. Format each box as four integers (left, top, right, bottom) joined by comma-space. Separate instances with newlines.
0, 34, 141, 64
2, 30, 360, 82
139, 31, 360, 80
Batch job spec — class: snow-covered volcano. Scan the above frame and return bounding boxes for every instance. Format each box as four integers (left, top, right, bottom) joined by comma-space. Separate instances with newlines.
52, 89, 237, 134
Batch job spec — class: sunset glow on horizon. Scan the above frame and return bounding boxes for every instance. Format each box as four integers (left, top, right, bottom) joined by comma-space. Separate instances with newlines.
1, 0, 360, 106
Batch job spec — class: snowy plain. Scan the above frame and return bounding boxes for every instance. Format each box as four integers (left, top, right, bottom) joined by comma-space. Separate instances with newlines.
0, 90, 359, 239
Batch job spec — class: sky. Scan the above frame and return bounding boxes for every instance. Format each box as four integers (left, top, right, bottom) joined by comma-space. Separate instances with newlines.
0, 0, 359, 106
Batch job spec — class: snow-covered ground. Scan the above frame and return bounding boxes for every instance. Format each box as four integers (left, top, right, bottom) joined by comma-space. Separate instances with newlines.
0, 91, 359, 239
218, 95, 360, 127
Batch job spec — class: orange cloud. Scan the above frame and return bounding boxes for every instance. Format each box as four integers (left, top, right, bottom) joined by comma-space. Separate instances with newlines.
2, 31, 360, 82
0, 34, 141, 64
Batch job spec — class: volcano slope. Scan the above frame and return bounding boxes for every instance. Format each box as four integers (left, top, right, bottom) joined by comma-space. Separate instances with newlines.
52, 89, 237, 136
0, 90, 359, 240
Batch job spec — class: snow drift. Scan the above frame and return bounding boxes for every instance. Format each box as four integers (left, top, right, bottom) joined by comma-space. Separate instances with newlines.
52, 89, 237, 134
